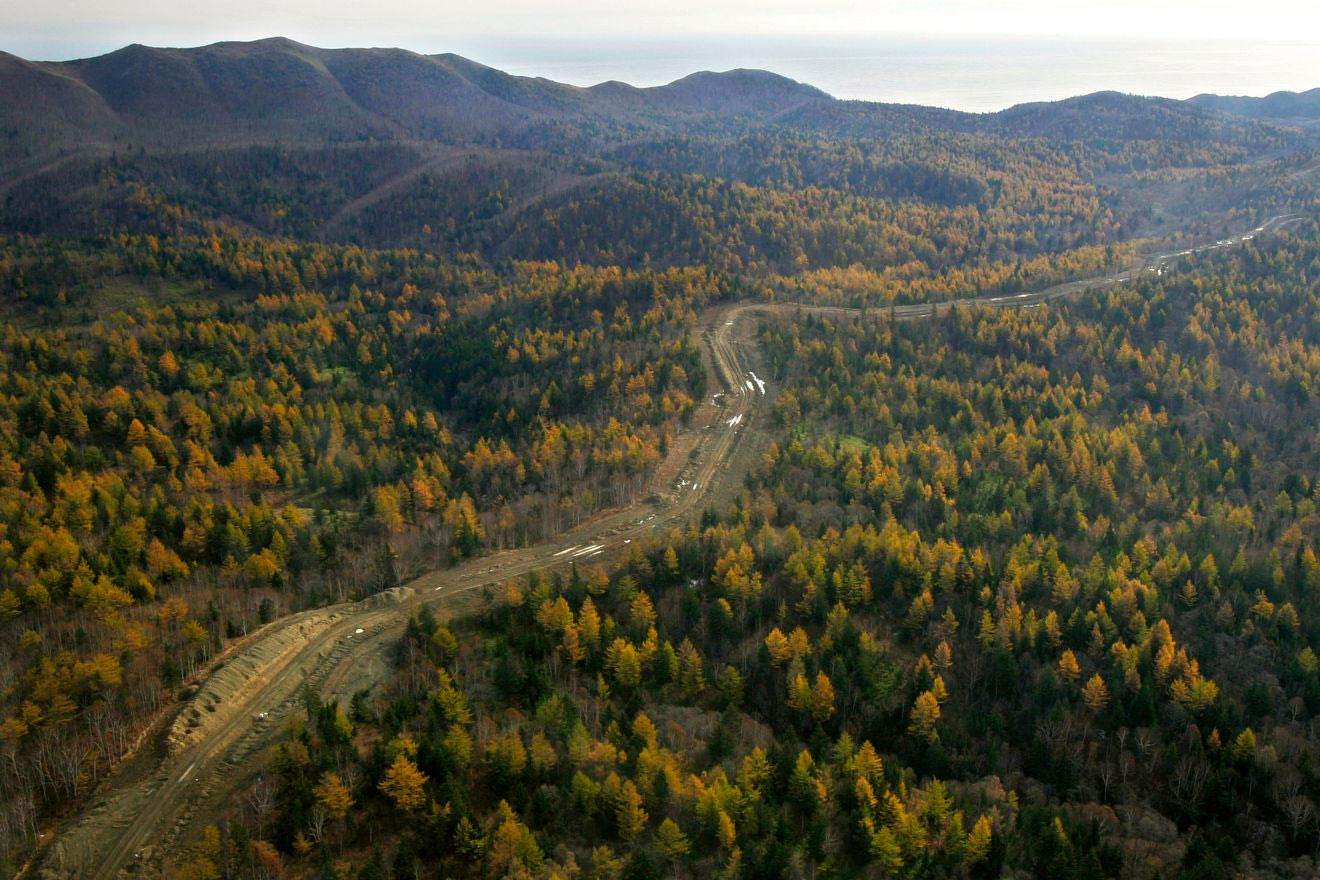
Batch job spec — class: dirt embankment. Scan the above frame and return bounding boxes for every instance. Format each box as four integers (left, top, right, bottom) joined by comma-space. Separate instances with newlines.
166, 586, 415, 754
37, 307, 766, 879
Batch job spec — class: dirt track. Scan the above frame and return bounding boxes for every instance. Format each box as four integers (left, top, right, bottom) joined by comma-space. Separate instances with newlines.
34, 214, 1302, 879
37, 303, 775, 878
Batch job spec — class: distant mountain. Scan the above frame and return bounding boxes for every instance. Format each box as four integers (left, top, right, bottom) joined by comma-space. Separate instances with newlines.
0, 51, 122, 149
636, 69, 829, 114
989, 90, 1282, 144
1187, 88, 1320, 121
0, 38, 834, 169
1, 38, 1311, 175
1, 37, 1315, 258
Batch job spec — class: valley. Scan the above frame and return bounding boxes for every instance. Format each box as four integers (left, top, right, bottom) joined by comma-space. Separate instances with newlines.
32, 213, 1297, 879
1, 36, 1320, 880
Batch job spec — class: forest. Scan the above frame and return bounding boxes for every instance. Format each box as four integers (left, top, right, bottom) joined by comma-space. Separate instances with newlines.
161, 221, 1320, 880
0, 231, 726, 864
2, 38, 1320, 880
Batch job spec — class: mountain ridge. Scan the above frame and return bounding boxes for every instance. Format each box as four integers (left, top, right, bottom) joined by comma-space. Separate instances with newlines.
1, 37, 1315, 254
2, 37, 1314, 172
1188, 87, 1320, 121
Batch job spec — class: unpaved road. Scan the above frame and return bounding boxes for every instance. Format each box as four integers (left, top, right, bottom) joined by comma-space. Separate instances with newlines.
38, 303, 775, 879
35, 213, 1303, 879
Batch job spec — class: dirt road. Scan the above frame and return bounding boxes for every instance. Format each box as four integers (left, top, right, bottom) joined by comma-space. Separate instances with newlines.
38, 303, 775, 878
34, 213, 1302, 879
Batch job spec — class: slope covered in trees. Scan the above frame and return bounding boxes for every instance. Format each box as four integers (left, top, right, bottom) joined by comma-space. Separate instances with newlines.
168, 220, 1320, 880
2, 40, 1313, 282
0, 231, 729, 867
2, 37, 1320, 880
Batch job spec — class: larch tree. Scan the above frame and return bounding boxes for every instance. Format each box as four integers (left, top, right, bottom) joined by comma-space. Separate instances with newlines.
313, 771, 354, 820
654, 818, 690, 861
379, 754, 428, 813
615, 780, 648, 840
909, 691, 942, 743
1082, 673, 1111, 712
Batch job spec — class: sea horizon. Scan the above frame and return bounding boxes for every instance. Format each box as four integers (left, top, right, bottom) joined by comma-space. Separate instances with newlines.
446, 34, 1320, 113
7, 32, 1319, 114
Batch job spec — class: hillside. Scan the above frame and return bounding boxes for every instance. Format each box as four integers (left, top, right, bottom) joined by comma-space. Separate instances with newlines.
0, 39, 832, 166
4, 34, 1320, 880
1188, 88, 1320, 121
0, 39, 1308, 169
1, 39, 1314, 277
989, 90, 1286, 145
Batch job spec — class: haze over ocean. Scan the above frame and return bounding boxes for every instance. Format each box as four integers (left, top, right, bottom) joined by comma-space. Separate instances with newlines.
448, 35, 1320, 112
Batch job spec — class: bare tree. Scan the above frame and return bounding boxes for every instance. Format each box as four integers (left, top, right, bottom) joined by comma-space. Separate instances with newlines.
1172, 755, 1208, 810
1097, 758, 1117, 802
340, 762, 361, 797
307, 805, 327, 844
1274, 768, 1304, 805
1288, 696, 1306, 724
247, 778, 276, 839
1281, 796, 1315, 840
1119, 752, 1135, 788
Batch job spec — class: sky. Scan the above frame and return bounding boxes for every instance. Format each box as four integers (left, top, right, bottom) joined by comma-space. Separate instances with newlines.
3, 0, 1319, 61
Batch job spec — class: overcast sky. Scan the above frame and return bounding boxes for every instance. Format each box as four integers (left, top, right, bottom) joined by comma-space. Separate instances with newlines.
3, 0, 1319, 60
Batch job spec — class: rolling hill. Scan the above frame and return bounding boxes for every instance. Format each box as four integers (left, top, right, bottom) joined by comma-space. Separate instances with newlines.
1188, 87, 1320, 121
0, 38, 1314, 271
0, 37, 1310, 168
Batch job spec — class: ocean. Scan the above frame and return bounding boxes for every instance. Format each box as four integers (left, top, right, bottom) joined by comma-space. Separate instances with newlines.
445, 35, 1320, 112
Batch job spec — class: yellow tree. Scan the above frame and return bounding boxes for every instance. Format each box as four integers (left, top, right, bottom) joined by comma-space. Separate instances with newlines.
536, 596, 574, 633
432, 626, 459, 663
379, 754, 428, 812
630, 591, 657, 629
1058, 649, 1081, 683
435, 670, 473, 726
738, 747, 773, 796
1170, 665, 1220, 712
966, 815, 993, 864
615, 780, 648, 840
664, 547, 681, 579
655, 818, 691, 861
909, 691, 941, 743
717, 811, 737, 850
486, 729, 528, 783
487, 801, 543, 877
810, 672, 836, 722
855, 741, 884, 788
869, 825, 903, 877
765, 628, 792, 665
606, 638, 643, 689
313, 772, 354, 820
787, 674, 812, 714
578, 597, 602, 647
1082, 673, 1111, 712
1232, 728, 1257, 762
562, 625, 587, 664
789, 749, 820, 805
678, 639, 705, 698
